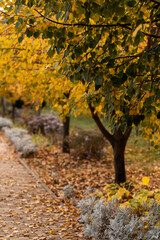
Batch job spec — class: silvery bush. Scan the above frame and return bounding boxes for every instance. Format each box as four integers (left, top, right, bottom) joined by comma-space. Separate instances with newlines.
0, 117, 12, 129
77, 196, 160, 240
2, 127, 37, 155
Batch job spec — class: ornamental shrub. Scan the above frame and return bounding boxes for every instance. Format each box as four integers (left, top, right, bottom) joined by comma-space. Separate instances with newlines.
77, 197, 160, 240
0, 117, 12, 129
2, 127, 37, 155
70, 128, 107, 160
27, 113, 63, 139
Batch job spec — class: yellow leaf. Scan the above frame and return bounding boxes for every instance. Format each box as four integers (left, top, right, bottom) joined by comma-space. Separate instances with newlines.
133, 24, 142, 37
96, 190, 103, 197
120, 201, 130, 208
155, 192, 160, 202
142, 177, 150, 186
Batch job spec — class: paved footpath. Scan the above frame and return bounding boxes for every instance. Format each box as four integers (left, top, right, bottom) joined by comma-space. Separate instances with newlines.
0, 135, 68, 240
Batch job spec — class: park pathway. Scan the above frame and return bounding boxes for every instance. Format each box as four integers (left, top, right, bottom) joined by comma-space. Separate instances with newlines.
0, 134, 69, 240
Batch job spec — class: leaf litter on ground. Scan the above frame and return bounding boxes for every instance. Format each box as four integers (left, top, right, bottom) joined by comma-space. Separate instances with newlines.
2, 133, 160, 239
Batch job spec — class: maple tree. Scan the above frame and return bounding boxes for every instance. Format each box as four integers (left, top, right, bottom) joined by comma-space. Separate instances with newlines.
1, 0, 160, 183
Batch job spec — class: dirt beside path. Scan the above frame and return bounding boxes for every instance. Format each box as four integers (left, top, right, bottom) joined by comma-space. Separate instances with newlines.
0, 134, 69, 240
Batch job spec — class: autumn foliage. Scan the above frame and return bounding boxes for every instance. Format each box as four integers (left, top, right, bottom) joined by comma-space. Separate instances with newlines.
0, 0, 160, 184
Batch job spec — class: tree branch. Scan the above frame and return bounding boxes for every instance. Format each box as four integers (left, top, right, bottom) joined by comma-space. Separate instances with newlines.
0, 10, 10, 17
115, 54, 140, 59
0, 47, 26, 50
142, 31, 160, 38
34, 9, 132, 30
124, 127, 132, 143
35, 9, 160, 39
88, 103, 114, 146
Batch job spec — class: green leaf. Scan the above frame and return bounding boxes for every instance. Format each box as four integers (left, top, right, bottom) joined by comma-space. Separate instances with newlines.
47, 48, 55, 57
64, 49, 70, 57
15, 21, 21, 29
8, 17, 14, 24
25, 28, 33, 37
70, 75, 75, 83
18, 35, 24, 43
126, 63, 137, 77
111, 76, 120, 87
76, 66, 81, 73
116, 7, 124, 16
132, 115, 144, 126
68, 31, 74, 38
120, 73, 127, 85
127, 0, 136, 7
14, 6, 21, 14
1, 19, 8, 24
144, 96, 154, 107
27, 0, 35, 7
34, 30, 41, 38
29, 18, 35, 24
157, 111, 160, 119
64, 11, 69, 22
64, 2, 69, 11
56, 12, 63, 20
46, 31, 54, 38
107, 59, 115, 68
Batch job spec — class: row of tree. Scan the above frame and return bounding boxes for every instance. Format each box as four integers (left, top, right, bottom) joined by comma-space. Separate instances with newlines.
0, 0, 160, 183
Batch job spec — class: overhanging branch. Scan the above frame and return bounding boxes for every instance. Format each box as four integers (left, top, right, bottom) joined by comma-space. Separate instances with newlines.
142, 31, 160, 38
35, 9, 160, 39
34, 9, 132, 30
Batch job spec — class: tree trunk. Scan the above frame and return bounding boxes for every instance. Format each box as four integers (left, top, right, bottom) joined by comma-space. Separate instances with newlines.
1, 97, 6, 117
62, 116, 70, 153
12, 104, 16, 122
112, 128, 132, 184
88, 103, 132, 184
113, 137, 126, 184
36, 106, 42, 116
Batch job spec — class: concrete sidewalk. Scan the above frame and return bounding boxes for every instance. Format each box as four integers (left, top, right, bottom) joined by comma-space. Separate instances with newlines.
0, 135, 66, 240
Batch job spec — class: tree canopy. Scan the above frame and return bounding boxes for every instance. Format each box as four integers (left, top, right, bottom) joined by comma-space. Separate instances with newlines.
0, 0, 160, 183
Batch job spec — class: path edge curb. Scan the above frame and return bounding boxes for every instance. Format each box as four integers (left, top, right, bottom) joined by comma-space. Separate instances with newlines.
1, 128, 58, 199
18, 157, 57, 199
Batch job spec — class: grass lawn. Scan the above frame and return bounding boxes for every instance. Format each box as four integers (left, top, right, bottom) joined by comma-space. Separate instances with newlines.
70, 115, 97, 130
